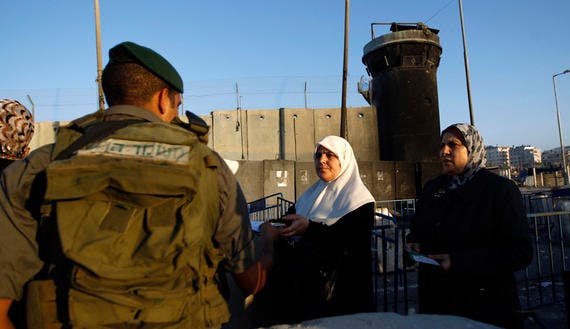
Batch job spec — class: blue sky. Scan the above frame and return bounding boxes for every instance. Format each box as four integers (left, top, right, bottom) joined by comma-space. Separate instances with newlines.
1, 0, 569, 151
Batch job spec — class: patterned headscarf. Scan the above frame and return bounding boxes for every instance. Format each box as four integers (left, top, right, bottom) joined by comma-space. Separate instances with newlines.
442, 123, 486, 189
0, 99, 35, 160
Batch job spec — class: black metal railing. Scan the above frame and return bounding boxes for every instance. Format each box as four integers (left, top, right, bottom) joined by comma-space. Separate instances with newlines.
372, 200, 416, 314
372, 198, 570, 326
522, 211, 570, 309
248, 193, 295, 223
247, 194, 569, 324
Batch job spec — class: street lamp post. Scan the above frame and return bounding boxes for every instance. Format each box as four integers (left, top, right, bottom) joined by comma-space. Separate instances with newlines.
553, 69, 570, 185
458, 0, 475, 126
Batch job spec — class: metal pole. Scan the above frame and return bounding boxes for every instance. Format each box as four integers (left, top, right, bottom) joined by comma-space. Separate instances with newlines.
458, 0, 475, 125
553, 70, 570, 185
235, 82, 240, 110
94, 0, 105, 112
26, 95, 35, 118
304, 81, 307, 109
340, 0, 349, 138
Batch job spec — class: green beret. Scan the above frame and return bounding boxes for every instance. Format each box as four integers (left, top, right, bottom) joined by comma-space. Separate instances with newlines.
108, 41, 184, 93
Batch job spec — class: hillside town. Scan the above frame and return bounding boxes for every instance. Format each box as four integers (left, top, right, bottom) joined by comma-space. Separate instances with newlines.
486, 144, 569, 187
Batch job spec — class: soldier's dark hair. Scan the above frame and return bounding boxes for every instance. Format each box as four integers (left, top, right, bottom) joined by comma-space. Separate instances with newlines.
102, 62, 173, 107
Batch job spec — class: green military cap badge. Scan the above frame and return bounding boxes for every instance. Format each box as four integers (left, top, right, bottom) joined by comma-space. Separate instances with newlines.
108, 41, 184, 93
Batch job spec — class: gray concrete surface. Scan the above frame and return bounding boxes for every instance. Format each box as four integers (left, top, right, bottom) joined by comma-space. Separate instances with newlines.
29, 107, 423, 203
523, 301, 567, 329
263, 312, 500, 329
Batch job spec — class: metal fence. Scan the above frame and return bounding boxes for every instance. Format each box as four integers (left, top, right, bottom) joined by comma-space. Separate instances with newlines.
372, 199, 415, 314
521, 211, 570, 309
248, 193, 294, 223
246, 194, 570, 324
372, 197, 570, 325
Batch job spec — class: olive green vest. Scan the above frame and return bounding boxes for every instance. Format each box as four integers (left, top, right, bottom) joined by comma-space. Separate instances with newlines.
38, 113, 230, 328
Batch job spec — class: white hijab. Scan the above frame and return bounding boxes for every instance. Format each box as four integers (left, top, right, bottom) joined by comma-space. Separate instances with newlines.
295, 135, 375, 226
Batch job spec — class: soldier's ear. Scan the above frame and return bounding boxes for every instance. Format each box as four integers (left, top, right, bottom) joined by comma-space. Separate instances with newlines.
157, 88, 169, 114
156, 88, 175, 122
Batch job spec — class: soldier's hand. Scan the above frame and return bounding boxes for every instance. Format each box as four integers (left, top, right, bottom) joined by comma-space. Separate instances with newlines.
0, 299, 15, 329
260, 222, 281, 241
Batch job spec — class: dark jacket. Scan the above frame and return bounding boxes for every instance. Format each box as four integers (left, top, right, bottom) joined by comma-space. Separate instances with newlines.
0, 158, 13, 172
251, 202, 375, 326
408, 169, 532, 329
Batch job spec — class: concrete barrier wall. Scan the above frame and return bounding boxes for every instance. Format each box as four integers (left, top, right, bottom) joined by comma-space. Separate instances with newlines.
358, 161, 375, 201
295, 161, 320, 199
28, 106, 429, 203
29, 121, 66, 150
246, 110, 280, 160
211, 110, 247, 160
206, 106, 379, 163
234, 160, 263, 202
279, 108, 315, 161
241, 159, 419, 203
262, 160, 296, 203
313, 108, 341, 142
372, 161, 397, 201
395, 162, 417, 199
347, 106, 380, 161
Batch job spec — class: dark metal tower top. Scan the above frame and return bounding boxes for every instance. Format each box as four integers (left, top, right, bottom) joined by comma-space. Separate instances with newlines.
361, 22, 443, 163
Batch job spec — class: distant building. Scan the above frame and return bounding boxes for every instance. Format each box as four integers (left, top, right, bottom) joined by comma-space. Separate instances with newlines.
509, 145, 541, 169
485, 145, 510, 168
542, 146, 570, 167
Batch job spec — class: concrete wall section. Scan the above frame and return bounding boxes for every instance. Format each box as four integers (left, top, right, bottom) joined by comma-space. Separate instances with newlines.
313, 108, 341, 143
347, 106, 379, 161
211, 110, 247, 160
294, 161, 320, 200
395, 162, 417, 199
263, 160, 296, 203
234, 160, 264, 202
246, 110, 280, 160
279, 108, 315, 161
358, 161, 375, 196
372, 161, 397, 201
29, 121, 66, 150
27, 107, 440, 204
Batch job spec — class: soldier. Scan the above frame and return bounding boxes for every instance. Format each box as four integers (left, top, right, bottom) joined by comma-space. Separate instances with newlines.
0, 41, 276, 329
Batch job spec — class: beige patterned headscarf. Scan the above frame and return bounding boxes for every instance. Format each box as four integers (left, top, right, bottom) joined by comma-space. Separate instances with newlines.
0, 99, 35, 160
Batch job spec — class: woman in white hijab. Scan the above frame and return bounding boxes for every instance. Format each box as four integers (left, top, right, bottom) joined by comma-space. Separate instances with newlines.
283, 135, 375, 230
275, 135, 375, 323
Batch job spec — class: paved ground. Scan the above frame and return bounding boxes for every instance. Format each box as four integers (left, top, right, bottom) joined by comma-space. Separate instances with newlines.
373, 269, 569, 329
523, 301, 567, 329
266, 312, 500, 329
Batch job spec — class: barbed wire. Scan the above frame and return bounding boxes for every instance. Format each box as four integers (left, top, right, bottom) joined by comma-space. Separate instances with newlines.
1, 75, 370, 122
